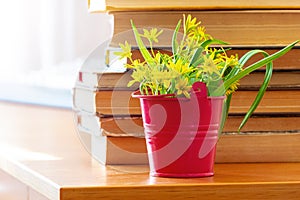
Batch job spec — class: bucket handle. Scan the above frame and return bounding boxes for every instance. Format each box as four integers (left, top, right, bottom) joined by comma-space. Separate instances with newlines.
192, 82, 208, 98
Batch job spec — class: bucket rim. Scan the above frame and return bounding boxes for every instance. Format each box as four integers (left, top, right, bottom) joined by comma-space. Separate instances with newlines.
132, 90, 176, 99
132, 90, 226, 100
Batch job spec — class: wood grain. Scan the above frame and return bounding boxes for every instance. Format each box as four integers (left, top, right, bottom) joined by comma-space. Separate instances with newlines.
61, 182, 300, 200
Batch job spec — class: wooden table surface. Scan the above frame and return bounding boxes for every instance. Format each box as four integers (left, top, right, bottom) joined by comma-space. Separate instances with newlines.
0, 101, 300, 200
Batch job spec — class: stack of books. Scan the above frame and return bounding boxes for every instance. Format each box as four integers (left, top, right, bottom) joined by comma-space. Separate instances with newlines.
72, 41, 148, 165
96, 1, 300, 134
73, 0, 300, 164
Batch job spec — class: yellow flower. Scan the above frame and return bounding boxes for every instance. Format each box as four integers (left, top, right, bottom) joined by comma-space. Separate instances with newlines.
175, 77, 192, 98
163, 80, 171, 89
142, 28, 163, 43
127, 65, 147, 87
114, 41, 132, 60
215, 51, 240, 68
167, 59, 192, 75
226, 81, 240, 96
150, 67, 167, 83
201, 56, 221, 76
184, 14, 201, 35
226, 55, 239, 67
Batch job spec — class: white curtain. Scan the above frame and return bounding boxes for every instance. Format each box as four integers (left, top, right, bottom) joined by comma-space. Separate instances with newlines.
0, 0, 113, 89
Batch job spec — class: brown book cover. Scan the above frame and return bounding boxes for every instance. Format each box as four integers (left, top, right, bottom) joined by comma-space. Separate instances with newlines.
238, 71, 300, 90
112, 10, 300, 47
76, 112, 144, 137
77, 122, 300, 164
77, 69, 138, 89
72, 87, 141, 115
73, 87, 300, 115
76, 111, 300, 136
229, 90, 300, 114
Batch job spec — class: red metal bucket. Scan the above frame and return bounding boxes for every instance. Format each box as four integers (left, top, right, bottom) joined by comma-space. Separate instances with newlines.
132, 82, 225, 177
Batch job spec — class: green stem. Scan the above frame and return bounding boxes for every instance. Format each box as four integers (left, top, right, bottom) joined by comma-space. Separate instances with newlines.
238, 59, 273, 132
219, 94, 232, 138
131, 20, 155, 66
213, 40, 299, 96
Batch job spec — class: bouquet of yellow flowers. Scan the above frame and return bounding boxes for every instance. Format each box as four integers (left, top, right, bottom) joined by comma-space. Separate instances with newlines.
116, 14, 298, 131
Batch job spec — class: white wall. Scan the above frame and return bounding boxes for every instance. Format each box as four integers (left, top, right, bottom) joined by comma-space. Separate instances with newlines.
0, 0, 113, 89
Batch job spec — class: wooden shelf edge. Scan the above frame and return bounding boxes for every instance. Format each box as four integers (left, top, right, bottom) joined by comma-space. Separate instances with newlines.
60, 181, 300, 200
0, 156, 59, 200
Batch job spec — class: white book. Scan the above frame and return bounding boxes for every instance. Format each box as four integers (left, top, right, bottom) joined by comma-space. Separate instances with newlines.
77, 127, 148, 165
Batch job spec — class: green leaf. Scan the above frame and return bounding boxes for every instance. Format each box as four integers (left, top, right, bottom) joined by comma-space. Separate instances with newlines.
238, 57, 273, 132
223, 65, 242, 81
218, 93, 232, 138
172, 20, 181, 58
131, 20, 155, 66
189, 47, 203, 67
127, 79, 137, 87
200, 39, 228, 49
213, 40, 299, 96
239, 49, 265, 66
